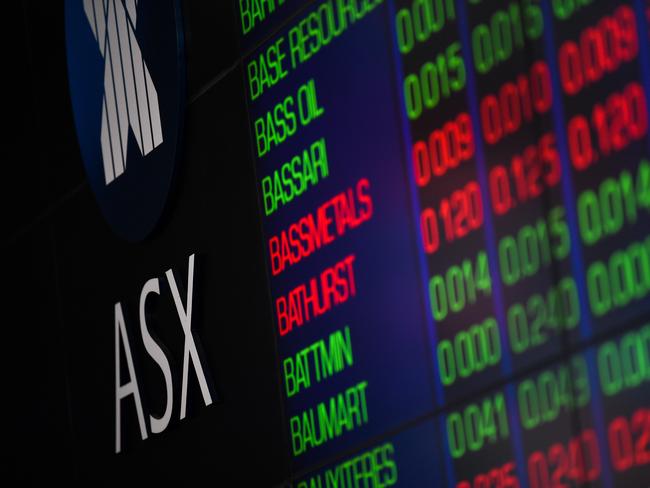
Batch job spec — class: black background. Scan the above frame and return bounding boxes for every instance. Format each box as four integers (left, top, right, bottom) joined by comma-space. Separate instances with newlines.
8, 1, 650, 486
5, 1, 308, 485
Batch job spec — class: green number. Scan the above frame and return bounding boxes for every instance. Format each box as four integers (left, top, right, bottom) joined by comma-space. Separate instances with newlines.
508, 303, 529, 353
507, 277, 579, 354
447, 393, 509, 459
395, 0, 457, 55
470, 1, 541, 75
598, 324, 650, 396
437, 318, 501, 385
430, 251, 492, 322
578, 190, 602, 245
430, 274, 448, 321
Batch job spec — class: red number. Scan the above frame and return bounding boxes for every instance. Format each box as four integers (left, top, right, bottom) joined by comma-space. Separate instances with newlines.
549, 443, 570, 488
626, 82, 649, 139
412, 113, 475, 186
581, 429, 602, 481
531, 61, 553, 114
615, 5, 639, 61
590, 82, 648, 159
482, 95, 502, 144
440, 181, 484, 242
610, 417, 635, 471
528, 430, 601, 487
632, 408, 650, 465
425, 181, 484, 250
489, 165, 513, 216
412, 141, 430, 186
559, 41, 582, 95
480, 62, 552, 145
528, 451, 550, 488
488, 133, 560, 216
558, 6, 639, 96
581, 26, 605, 84
609, 408, 650, 471
458, 112, 475, 159
420, 207, 440, 254
501, 461, 520, 488
607, 94, 629, 152
568, 115, 594, 170
457, 461, 520, 488
540, 133, 561, 187
466, 181, 483, 229
501, 83, 522, 135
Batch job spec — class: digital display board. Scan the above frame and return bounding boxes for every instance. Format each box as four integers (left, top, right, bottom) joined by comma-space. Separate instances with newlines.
9, 0, 650, 485
240, 0, 650, 485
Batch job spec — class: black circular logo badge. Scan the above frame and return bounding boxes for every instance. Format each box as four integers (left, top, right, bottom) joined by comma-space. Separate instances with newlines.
65, 0, 185, 241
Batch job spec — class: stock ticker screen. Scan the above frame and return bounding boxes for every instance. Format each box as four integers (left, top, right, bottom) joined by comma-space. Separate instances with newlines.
240, 0, 650, 486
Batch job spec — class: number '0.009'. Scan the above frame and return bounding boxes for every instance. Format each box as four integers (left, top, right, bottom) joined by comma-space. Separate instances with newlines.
413, 112, 474, 187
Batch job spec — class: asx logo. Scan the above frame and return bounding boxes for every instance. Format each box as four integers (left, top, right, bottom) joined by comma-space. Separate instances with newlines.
82, 0, 164, 185
66, 0, 185, 241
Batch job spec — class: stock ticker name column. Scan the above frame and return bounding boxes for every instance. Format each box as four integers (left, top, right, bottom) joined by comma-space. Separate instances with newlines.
240, 0, 440, 479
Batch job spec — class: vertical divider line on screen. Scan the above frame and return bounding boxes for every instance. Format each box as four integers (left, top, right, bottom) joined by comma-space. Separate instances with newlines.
385, 0, 446, 410
538, 2, 594, 342
539, 1, 612, 486
454, 0, 528, 484
633, 0, 650, 155
386, 0, 453, 485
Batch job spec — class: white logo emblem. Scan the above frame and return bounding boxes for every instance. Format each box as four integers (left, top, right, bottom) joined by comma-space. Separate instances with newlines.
83, 0, 163, 185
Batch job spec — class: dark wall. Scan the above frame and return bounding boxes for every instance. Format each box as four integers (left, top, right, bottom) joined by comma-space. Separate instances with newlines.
6, 1, 298, 485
